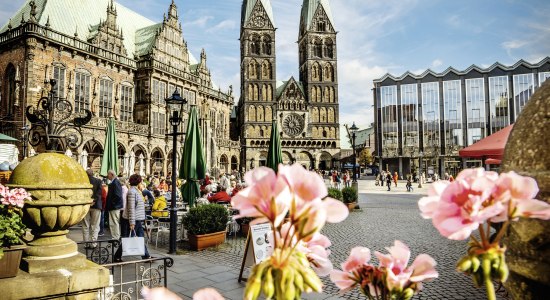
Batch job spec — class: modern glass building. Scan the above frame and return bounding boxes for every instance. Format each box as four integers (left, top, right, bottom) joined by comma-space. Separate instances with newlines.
373, 57, 550, 178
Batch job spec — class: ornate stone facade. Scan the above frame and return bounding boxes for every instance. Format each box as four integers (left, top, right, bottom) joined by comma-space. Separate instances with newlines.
0, 0, 239, 176
238, 0, 340, 171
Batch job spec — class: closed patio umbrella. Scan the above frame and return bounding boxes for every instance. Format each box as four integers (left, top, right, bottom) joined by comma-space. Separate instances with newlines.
179, 107, 206, 208
266, 119, 283, 172
100, 117, 119, 177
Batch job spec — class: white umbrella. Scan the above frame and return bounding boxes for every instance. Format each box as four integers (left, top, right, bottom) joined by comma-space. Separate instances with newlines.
138, 153, 145, 176
129, 151, 136, 176
65, 149, 73, 158
80, 150, 88, 169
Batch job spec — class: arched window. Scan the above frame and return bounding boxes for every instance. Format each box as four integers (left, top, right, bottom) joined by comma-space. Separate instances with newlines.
328, 108, 334, 122
316, 86, 322, 102
312, 63, 321, 81
2, 64, 16, 116
250, 35, 260, 55
254, 84, 259, 101
248, 83, 254, 100
324, 64, 333, 82
330, 87, 335, 103
257, 106, 264, 122
248, 105, 256, 121
262, 35, 271, 55
314, 40, 322, 58
249, 60, 257, 79
312, 127, 318, 137
317, 21, 326, 32
311, 87, 316, 102
262, 60, 271, 79
320, 107, 327, 123
324, 39, 334, 58
262, 85, 267, 101
322, 129, 328, 138
267, 85, 273, 101
312, 107, 319, 122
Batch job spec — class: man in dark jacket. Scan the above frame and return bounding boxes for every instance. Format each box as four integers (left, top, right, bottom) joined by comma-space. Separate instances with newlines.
82, 169, 103, 248
106, 170, 123, 240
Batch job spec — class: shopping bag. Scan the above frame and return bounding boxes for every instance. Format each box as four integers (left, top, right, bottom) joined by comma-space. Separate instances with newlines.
121, 230, 145, 256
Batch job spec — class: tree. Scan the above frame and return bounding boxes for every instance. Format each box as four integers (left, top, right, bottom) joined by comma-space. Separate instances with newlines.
357, 148, 373, 166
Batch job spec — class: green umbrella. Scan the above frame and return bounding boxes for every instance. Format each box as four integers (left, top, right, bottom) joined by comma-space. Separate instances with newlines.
266, 119, 283, 172
100, 117, 119, 177
179, 107, 206, 208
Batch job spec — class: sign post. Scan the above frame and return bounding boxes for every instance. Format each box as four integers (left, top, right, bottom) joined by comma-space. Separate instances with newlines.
238, 223, 271, 282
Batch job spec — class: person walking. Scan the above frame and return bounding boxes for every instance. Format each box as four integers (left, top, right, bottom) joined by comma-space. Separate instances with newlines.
98, 182, 108, 236
406, 175, 413, 192
114, 174, 152, 262
386, 172, 392, 191
82, 169, 103, 248
393, 172, 398, 187
343, 171, 349, 188
106, 170, 123, 240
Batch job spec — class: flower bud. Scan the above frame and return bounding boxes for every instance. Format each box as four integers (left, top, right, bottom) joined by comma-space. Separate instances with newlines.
402, 288, 415, 300
457, 256, 472, 272
470, 256, 480, 273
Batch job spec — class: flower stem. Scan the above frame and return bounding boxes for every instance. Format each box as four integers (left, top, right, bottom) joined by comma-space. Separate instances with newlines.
478, 224, 488, 248
485, 276, 497, 300
491, 221, 510, 246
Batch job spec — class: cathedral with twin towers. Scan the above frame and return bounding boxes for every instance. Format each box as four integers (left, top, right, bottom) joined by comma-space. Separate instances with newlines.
237, 0, 340, 171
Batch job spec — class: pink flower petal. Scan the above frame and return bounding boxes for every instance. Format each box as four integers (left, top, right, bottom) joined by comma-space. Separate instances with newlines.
323, 198, 349, 223
410, 254, 438, 282
342, 247, 371, 272
193, 288, 224, 300
330, 270, 356, 292
514, 198, 550, 220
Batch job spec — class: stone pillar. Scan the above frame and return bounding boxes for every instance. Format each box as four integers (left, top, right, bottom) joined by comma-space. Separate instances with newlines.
398, 157, 403, 179
3, 153, 109, 299
501, 82, 550, 299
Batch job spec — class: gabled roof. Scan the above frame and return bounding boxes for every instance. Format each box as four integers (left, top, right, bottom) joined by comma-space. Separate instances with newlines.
373, 57, 550, 83
300, 0, 335, 31
276, 77, 305, 100
242, 0, 275, 27
1, 0, 198, 63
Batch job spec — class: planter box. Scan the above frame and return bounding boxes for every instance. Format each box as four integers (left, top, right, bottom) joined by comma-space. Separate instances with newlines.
188, 231, 226, 251
0, 245, 26, 279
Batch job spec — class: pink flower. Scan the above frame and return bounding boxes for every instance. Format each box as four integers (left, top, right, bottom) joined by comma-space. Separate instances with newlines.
299, 233, 333, 276
330, 247, 373, 293
142, 287, 182, 300
492, 171, 550, 221
231, 167, 292, 227
375, 241, 438, 292
193, 288, 224, 300
296, 198, 348, 240
419, 169, 505, 240
278, 163, 327, 206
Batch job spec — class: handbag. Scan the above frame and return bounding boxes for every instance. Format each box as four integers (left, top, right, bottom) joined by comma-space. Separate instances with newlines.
121, 229, 145, 256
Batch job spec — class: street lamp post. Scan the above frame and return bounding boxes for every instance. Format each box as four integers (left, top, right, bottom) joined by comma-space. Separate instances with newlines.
165, 89, 187, 255
418, 151, 424, 188
349, 122, 359, 184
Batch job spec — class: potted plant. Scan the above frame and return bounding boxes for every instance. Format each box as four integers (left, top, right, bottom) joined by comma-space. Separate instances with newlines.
342, 187, 358, 211
239, 217, 253, 235
183, 204, 229, 250
0, 183, 31, 278
327, 187, 343, 201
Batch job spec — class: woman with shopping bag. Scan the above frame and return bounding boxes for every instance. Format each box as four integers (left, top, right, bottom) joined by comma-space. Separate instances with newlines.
114, 174, 152, 262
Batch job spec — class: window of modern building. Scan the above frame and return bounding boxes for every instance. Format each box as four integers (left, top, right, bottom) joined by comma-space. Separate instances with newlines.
539, 72, 550, 87
443, 80, 463, 148
99, 79, 113, 118
465, 78, 486, 145
488, 76, 509, 134
120, 85, 133, 122
421, 82, 440, 151
513, 74, 534, 116
53, 65, 66, 98
400, 84, 419, 152
380, 85, 398, 153
74, 71, 91, 113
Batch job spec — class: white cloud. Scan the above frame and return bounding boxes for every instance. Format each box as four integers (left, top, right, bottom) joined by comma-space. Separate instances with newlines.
431, 59, 443, 68
184, 16, 214, 28
207, 19, 236, 32
501, 40, 528, 50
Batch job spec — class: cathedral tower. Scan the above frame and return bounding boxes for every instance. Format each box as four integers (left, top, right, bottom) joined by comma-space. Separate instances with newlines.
299, 0, 339, 145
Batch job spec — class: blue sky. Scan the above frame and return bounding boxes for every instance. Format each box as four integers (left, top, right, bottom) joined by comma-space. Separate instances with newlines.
1, 0, 549, 148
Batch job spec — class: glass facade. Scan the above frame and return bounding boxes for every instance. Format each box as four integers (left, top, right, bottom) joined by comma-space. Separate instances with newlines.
400, 84, 419, 154
380, 85, 398, 155
539, 72, 550, 87
422, 82, 440, 153
465, 78, 485, 145
488, 76, 509, 133
443, 80, 463, 149
513, 74, 534, 116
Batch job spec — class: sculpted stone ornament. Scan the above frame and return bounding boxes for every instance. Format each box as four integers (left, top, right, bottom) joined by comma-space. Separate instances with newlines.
501, 81, 550, 299
282, 113, 305, 137
8, 153, 92, 273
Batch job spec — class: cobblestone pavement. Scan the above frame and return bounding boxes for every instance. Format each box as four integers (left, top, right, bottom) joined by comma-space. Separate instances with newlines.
71, 179, 508, 299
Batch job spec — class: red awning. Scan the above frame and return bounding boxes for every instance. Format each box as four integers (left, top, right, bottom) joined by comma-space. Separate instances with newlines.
485, 158, 502, 165
459, 125, 513, 160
